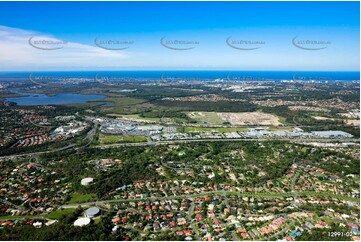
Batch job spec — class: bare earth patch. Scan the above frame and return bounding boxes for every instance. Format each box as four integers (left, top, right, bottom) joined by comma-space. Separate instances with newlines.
313, 116, 332, 121
217, 112, 281, 126
346, 120, 360, 126
314, 116, 360, 126
288, 106, 329, 112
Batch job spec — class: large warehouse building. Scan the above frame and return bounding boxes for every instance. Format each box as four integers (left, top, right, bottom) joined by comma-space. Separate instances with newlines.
312, 131, 353, 138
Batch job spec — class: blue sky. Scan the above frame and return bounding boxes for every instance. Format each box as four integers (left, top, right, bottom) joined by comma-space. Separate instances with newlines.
0, 1, 359, 71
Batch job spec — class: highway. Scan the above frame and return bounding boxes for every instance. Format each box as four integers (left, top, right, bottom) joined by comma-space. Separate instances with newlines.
0, 137, 358, 161
94, 137, 358, 149
1, 111, 357, 161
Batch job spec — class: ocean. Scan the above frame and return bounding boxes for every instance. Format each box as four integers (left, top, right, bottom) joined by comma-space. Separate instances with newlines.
0, 70, 359, 81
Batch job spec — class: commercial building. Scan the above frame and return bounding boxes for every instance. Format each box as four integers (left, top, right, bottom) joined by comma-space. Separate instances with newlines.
312, 131, 353, 138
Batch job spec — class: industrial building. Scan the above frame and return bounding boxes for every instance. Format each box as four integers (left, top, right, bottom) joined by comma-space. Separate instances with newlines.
311, 131, 353, 138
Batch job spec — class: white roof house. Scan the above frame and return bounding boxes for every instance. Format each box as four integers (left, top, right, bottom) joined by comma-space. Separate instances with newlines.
33, 221, 42, 228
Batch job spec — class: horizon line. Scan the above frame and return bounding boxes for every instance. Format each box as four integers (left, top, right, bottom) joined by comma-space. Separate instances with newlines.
0, 69, 360, 73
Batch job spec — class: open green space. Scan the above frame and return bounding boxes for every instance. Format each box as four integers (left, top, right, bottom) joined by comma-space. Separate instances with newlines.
0, 215, 44, 220
186, 112, 224, 125
268, 126, 294, 131
68, 192, 97, 204
45, 208, 77, 220
99, 134, 123, 144
99, 134, 147, 144
122, 136, 148, 142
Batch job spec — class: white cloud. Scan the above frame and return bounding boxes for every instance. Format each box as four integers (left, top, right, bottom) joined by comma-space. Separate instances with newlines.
0, 25, 129, 71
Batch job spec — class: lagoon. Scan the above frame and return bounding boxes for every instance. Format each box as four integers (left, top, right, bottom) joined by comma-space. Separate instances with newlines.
5, 91, 106, 106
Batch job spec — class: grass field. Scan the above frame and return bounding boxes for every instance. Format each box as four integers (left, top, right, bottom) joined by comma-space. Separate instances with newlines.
99, 134, 147, 144
68, 192, 97, 204
187, 112, 224, 125
122, 136, 148, 142
268, 126, 293, 131
99, 134, 123, 144
45, 208, 77, 220
0, 215, 43, 220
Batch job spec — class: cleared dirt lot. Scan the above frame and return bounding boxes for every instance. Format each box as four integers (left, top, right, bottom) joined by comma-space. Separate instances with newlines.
288, 106, 329, 112
314, 116, 360, 126
217, 112, 281, 126
187, 111, 281, 126
346, 119, 360, 126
